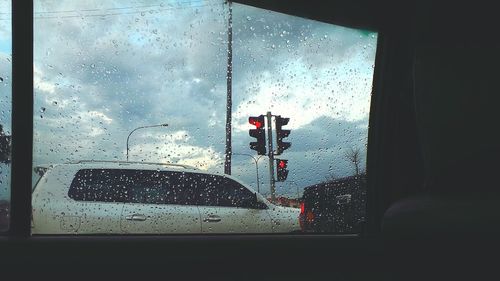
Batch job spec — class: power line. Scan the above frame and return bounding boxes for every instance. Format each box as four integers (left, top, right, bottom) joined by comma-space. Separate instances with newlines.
0, 0, 216, 14
32, 4, 166, 14
37, 4, 220, 20
0, 0, 225, 20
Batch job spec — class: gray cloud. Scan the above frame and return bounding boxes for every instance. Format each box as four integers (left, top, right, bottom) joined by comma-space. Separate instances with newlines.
1, 1, 377, 200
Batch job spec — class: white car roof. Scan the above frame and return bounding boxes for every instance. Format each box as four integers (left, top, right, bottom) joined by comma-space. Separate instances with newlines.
32, 160, 255, 181
33, 160, 262, 199
34, 160, 201, 173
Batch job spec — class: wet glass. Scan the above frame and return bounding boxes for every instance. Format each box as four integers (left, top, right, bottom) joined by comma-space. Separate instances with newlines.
32, 0, 377, 235
231, 4, 376, 233
0, 0, 12, 233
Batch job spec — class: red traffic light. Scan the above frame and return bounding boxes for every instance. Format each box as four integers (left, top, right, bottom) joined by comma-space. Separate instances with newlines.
275, 158, 289, 181
249, 115, 266, 155
249, 117, 263, 129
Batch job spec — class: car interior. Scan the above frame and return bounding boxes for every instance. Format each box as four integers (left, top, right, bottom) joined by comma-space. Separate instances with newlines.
1, 0, 499, 280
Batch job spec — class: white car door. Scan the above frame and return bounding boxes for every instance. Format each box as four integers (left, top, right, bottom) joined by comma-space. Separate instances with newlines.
194, 174, 272, 234
199, 205, 272, 233
121, 203, 200, 234
64, 168, 125, 234
120, 170, 201, 234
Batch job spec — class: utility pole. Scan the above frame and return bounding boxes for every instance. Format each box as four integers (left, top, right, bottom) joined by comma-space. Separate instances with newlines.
266, 111, 276, 202
224, 1, 233, 175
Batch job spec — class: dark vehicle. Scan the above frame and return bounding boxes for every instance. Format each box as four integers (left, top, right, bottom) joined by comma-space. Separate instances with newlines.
300, 175, 366, 233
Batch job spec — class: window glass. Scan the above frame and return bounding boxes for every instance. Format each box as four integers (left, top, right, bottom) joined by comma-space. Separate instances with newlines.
0, 0, 11, 233
193, 174, 259, 208
69, 169, 197, 205
195, 174, 255, 208
69, 169, 129, 202
231, 4, 375, 233
161, 171, 196, 205
192, 173, 224, 206
33, 0, 377, 234
218, 178, 256, 208
128, 170, 196, 205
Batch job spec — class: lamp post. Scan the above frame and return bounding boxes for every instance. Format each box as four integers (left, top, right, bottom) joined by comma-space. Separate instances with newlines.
126, 123, 168, 161
289, 181, 301, 200
233, 153, 264, 193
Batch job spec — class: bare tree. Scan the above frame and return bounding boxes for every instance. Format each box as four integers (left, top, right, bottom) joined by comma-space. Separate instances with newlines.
344, 147, 362, 176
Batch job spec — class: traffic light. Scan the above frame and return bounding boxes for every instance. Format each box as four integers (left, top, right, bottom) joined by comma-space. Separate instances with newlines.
249, 115, 266, 155
276, 159, 289, 182
275, 115, 291, 155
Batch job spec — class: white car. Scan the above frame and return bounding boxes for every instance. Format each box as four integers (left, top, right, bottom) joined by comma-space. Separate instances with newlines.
31, 160, 300, 234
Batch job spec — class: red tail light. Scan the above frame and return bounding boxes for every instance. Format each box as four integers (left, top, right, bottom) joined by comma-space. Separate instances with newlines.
299, 202, 305, 231
299, 202, 315, 232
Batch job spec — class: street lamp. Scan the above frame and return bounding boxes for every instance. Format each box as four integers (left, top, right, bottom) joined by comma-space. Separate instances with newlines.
289, 181, 302, 200
126, 123, 168, 161
233, 153, 264, 193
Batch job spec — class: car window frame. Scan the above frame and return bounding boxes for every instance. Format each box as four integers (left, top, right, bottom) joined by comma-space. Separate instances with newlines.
4, 0, 386, 242
0, 2, 392, 280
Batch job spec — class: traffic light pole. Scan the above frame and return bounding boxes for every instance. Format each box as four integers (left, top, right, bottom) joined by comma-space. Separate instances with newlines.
266, 111, 276, 202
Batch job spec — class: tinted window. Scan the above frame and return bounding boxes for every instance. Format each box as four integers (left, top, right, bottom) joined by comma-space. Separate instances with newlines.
68, 169, 196, 205
218, 178, 256, 208
190, 173, 224, 207
195, 173, 256, 208
128, 171, 195, 205
68, 169, 129, 202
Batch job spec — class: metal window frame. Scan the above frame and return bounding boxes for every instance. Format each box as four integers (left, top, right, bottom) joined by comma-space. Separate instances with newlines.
9, 0, 33, 237
0, 3, 391, 279
5, 0, 385, 240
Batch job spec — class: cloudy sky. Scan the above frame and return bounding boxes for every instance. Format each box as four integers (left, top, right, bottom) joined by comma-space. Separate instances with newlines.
0, 0, 377, 200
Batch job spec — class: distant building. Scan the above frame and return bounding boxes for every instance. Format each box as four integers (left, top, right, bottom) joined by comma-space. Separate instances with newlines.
267, 196, 301, 208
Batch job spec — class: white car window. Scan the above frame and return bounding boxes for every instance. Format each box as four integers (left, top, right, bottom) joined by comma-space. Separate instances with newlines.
69, 169, 198, 205
218, 178, 258, 208
69, 169, 129, 203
